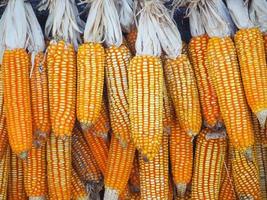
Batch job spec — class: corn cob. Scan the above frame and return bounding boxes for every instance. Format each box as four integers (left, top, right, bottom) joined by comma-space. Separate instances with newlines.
0, 147, 10, 200
175, 190, 192, 200
30, 52, 50, 146
234, 28, 267, 127
71, 168, 88, 200
264, 34, 267, 57
72, 126, 102, 186
170, 120, 193, 198
3, 49, 32, 158
230, 145, 261, 199
207, 37, 254, 153
125, 28, 137, 55
192, 128, 227, 200
46, 40, 76, 137
47, 134, 71, 200
162, 82, 175, 131
139, 130, 169, 199
8, 151, 27, 200
84, 129, 109, 175
164, 54, 201, 137
77, 42, 105, 130
128, 154, 140, 193
105, 44, 132, 146
129, 55, 163, 160
252, 113, 267, 145
104, 135, 135, 199
22, 144, 47, 199
188, 34, 222, 129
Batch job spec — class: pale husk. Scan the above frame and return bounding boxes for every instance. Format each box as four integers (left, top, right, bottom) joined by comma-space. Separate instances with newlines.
188, 4, 206, 37
249, 0, 267, 33
115, 0, 134, 33
103, 188, 119, 200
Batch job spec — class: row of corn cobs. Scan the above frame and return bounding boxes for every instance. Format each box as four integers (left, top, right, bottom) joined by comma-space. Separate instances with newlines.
0, 0, 267, 199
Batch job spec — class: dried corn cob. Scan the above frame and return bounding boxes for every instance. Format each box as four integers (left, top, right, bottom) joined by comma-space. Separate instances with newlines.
47, 134, 71, 200
230, 145, 261, 199
128, 154, 140, 193
105, 44, 132, 146
3, 49, 32, 158
30, 52, 50, 146
139, 130, 169, 199
192, 128, 227, 200
162, 82, 175, 131
8, 151, 27, 200
104, 135, 135, 199
46, 41, 76, 137
125, 28, 137, 55
72, 127, 102, 186
84, 129, 109, 175
23, 144, 47, 199
170, 120, 193, 198
0, 147, 10, 200
71, 168, 89, 200
188, 34, 222, 129
77, 42, 105, 130
264, 34, 267, 56
164, 54, 201, 137
252, 113, 267, 145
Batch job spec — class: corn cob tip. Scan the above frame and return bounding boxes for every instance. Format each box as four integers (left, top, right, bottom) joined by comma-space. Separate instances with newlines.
86, 181, 103, 194
256, 109, 267, 128
19, 151, 28, 159
243, 147, 254, 162
103, 188, 119, 200
187, 130, 198, 138
176, 183, 187, 198
29, 197, 46, 200
239, 194, 254, 200
80, 123, 92, 133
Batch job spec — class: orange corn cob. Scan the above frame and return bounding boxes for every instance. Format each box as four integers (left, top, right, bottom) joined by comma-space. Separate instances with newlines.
84, 129, 109, 175
125, 28, 137, 55
46, 40, 76, 137
47, 134, 71, 200
164, 54, 202, 138
77, 42, 105, 130
104, 135, 135, 199
72, 127, 102, 185
230, 145, 261, 199
128, 154, 140, 193
0, 147, 10, 200
234, 28, 267, 127
139, 131, 169, 199
30, 52, 50, 146
105, 44, 132, 146
3, 49, 32, 158
192, 128, 227, 200
8, 151, 27, 200
170, 120, 193, 198
71, 168, 88, 200
23, 144, 47, 199
162, 82, 175, 131
129, 55, 163, 160
188, 35, 222, 129
207, 37, 254, 152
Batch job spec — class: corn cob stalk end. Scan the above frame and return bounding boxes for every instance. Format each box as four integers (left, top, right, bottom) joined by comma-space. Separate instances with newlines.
29, 197, 46, 200
256, 110, 267, 128
103, 188, 119, 200
176, 183, 187, 198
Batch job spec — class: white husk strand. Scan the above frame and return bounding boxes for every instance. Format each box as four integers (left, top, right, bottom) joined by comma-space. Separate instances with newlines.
29, 197, 46, 200
200, 0, 236, 38
189, 5, 205, 37
225, 0, 253, 29
249, 0, 267, 33
44, 0, 84, 50
136, 0, 182, 58
115, 0, 134, 33
103, 188, 119, 200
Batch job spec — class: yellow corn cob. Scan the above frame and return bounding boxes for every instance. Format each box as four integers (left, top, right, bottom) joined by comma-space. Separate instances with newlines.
71, 168, 88, 200
192, 128, 227, 200
47, 134, 71, 200
129, 55, 163, 160
170, 120, 193, 198
139, 130, 169, 199
22, 144, 47, 199
164, 54, 202, 138
0, 147, 10, 200
128, 154, 140, 193
8, 151, 27, 200
72, 127, 102, 185
207, 37, 254, 152
105, 44, 132, 146
234, 28, 267, 127
46, 40, 76, 137
188, 35, 222, 129
104, 135, 135, 199
30, 52, 50, 146
230, 145, 261, 199
125, 28, 137, 55
77, 42, 105, 130
84, 129, 109, 175
3, 49, 32, 158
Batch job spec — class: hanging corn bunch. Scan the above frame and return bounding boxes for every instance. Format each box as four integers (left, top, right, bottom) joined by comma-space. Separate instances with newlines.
187, 4, 222, 129
226, 0, 267, 128
200, 0, 255, 156
0, 147, 10, 200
